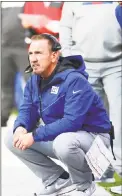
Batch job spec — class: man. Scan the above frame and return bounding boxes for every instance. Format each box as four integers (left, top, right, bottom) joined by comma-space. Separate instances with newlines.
60, 1, 122, 186
5, 34, 111, 196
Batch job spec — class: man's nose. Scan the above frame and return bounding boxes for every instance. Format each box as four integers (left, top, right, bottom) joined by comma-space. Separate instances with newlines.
31, 54, 38, 62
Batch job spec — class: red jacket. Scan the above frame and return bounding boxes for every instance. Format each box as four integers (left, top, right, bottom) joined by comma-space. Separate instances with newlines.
23, 1, 63, 36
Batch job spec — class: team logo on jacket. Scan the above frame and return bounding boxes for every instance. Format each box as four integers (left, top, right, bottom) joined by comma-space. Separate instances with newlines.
51, 86, 59, 94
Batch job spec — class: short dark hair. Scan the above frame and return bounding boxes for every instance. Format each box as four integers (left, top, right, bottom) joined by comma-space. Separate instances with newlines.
31, 33, 61, 51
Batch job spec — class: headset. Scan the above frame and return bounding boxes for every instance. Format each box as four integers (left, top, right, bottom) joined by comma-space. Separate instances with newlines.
25, 33, 61, 73
41, 33, 61, 51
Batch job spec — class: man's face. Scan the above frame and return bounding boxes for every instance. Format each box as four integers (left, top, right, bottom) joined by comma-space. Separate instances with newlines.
28, 39, 55, 77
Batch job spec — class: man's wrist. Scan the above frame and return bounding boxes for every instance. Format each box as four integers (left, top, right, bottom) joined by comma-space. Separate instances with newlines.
32, 130, 36, 141
15, 126, 27, 134
29, 132, 35, 142
32, 130, 41, 142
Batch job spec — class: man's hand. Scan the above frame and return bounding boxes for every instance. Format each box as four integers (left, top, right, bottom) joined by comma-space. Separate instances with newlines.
14, 132, 34, 150
18, 14, 50, 28
13, 126, 27, 147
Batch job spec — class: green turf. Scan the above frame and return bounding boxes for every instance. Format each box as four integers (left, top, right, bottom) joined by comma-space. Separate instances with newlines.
98, 173, 122, 196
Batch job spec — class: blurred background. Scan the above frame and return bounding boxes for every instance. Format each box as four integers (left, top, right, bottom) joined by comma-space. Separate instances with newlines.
1, 1, 63, 127
1, 1, 122, 196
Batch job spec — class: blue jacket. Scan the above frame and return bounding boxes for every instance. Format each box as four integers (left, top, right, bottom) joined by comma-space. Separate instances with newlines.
14, 55, 111, 142
115, 4, 122, 28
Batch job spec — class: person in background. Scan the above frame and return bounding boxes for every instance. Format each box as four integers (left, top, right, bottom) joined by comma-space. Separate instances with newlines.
1, 2, 29, 127
5, 33, 112, 196
110, 2, 122, 195
60, 2, 122, 194
19, 1, 63, 44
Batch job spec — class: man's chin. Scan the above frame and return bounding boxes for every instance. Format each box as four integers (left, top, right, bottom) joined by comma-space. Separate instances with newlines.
33, 70, 42, 75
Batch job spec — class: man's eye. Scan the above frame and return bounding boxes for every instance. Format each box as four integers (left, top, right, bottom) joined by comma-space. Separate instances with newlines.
36, 52, 42, 54
28, 52, 42, 55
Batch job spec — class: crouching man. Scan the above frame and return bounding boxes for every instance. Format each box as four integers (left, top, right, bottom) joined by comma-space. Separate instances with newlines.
5, 33, 111, 196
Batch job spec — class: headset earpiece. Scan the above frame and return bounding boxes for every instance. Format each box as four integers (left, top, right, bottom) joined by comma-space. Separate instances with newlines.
41, 33, 61, 51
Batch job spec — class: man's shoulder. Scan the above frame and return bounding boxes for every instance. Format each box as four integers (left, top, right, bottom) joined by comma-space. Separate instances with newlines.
66, 70, 87, 81
64, 71, 88, 88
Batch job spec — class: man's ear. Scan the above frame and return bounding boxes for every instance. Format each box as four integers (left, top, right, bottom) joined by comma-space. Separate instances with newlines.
52, 51, 60, 62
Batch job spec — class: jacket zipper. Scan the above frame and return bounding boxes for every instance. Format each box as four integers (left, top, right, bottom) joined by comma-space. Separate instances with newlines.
39, 94, 42, 117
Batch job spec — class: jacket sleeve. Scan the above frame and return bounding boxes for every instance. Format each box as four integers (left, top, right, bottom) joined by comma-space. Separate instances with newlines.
59, 2, 74, 56
13, 76, 39, 132
33, 76, 95, 141
115, 4, 122, 28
